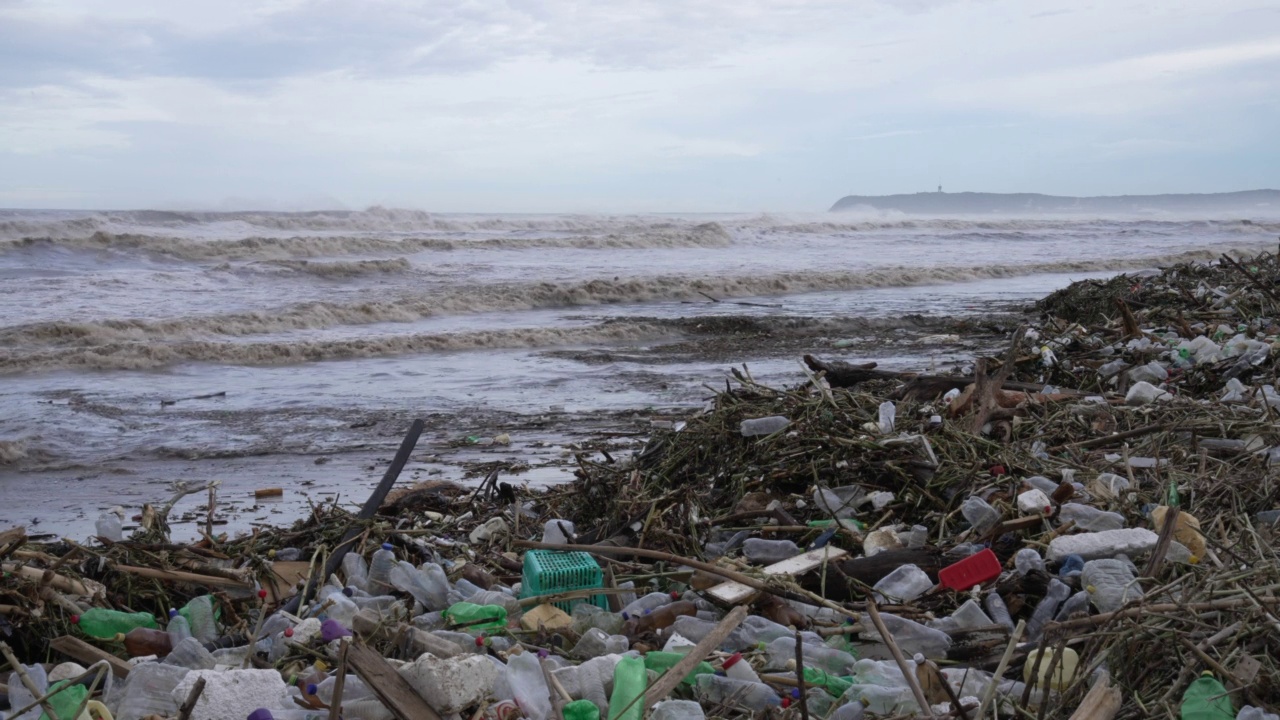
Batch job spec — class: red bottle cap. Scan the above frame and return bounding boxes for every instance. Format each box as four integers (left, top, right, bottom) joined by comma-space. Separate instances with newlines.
283, 627, 294, 638
71, 614, 80, 624
257, 589, 268, 599
722, 652, 744, 670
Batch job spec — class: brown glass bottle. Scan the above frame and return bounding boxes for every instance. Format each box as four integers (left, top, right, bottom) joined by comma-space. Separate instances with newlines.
624, 600, 697, 635
122, 627, 174, 657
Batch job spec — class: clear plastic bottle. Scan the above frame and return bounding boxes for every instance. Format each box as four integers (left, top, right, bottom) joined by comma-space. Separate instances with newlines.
1053, 591, 1091, 622
983, 589, 1013, 627
742, 538, 801, 564
397, 625, 466, 658
342, 553, 370, 592
508, 651, 553, 720
961, 496, 1000, 534
1058, 504, 1126, 532
1014, 548, 1046, 576
740, 416, 790, 437
1081, 558, 1143, 613
314, 673, 372, 704
871, 614, 951, 658
391, 561, 451, 611
621, 591, 676, 618
669, 615, 748, 651
468, 590, 521, 614
163, 636, 216, 670
1025, 579, 1071, 643
95, 511, 123, 542
543, 519, 576, 545
572, 628, 630, 659
115, 662, 189, 720
166, 608, 192, 644
185, 595, 219, 644
651, 699, 706, 720
871, 564, 933, 603
828, 701, 867, 720
368, 543, 397, 593
573, 604, 625, 636
693, 675, 781, 709
316, 589, 359, 627
764, 637, 856, 675
720, 652, 761, 684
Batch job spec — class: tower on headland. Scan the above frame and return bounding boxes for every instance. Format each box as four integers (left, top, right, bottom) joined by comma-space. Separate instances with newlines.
938, 184, 943, 193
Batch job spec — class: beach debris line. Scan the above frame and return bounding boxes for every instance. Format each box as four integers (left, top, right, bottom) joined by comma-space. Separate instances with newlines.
4, 250, 1280, 718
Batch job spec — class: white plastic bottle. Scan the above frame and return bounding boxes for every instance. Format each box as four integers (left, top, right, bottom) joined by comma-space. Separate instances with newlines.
740, 416, 790, 437
95, 510, 123, 542
507, 652, 553, 720
720, 652, 761, 683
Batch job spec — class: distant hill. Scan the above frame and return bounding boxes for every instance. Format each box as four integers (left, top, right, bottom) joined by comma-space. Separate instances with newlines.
829, 189, 1280, 214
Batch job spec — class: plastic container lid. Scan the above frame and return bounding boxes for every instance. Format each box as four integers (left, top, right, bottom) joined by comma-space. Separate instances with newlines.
722, 652, 744, 669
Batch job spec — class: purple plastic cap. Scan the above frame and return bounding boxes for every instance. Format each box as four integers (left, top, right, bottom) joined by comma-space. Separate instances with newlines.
537, 649, 549, 659
248, 710, 275, 720
320, 618, 353, 643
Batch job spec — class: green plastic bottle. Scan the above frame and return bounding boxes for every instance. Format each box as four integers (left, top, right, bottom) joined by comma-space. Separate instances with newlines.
802, 667, 853, 698
564, 698, 601, 720
607, 655, 648, 720
45, 679, 89, 720
72, 608, 158, 639
1180, 672, 1234, 719
443, 602, 507, 631
643, 651, 714, 686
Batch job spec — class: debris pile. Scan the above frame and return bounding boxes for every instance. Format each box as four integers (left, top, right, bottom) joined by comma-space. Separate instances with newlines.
4, 249, 1280, 720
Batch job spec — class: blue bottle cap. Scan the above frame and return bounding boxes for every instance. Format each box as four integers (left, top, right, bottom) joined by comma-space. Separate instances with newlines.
381, 543, 393, 551
791, 688, 801, 699
169, 608, 179, 618
342, 587, 354, 597
307, 683, 317, 695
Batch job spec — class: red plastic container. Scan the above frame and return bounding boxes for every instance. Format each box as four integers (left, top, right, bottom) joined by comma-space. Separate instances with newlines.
938, 548, 1001, 591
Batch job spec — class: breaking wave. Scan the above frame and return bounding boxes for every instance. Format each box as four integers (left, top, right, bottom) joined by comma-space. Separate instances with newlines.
2, 244, 1267, 361
0, 322, 676, 373
2, 222, 733, 260
257, 257, 413, 278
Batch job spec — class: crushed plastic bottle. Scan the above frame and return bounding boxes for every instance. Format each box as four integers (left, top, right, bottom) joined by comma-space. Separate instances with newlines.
572, 628, 630, 659
508, 651, 553, 720
341, 553, 369, 592
390, 561, 451, 611
95, 508, 124, 542
877, 401, 896, 434
764, 636, 857, 675
742, 538, 801, 564
1058, 503, 1126, 532
740, 416, 790, 437
871, 564, 933, 604
961, 496, 1000, 534
542, 519, 576, 545
1082, 558, 1143, 613
692, 675, 781, 709
1014, 548, 1046, 575
1025, 579, 1071, 643
1180, 672, 1234, 719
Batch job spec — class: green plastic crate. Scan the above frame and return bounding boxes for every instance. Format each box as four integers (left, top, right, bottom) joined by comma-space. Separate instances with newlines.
520, 550, 608, 612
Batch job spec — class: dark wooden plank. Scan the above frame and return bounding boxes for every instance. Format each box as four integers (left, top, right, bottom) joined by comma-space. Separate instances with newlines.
346, 641, 443, 720
49, 636, 132, 678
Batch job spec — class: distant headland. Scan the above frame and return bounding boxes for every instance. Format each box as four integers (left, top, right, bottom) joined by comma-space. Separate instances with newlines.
829, 189, 1280, 214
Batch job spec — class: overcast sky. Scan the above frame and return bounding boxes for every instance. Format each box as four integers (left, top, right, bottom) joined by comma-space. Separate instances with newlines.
2, 1, 1278, 212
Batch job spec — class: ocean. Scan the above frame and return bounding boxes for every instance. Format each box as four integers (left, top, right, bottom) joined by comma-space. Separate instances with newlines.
2, 208, 1277, 538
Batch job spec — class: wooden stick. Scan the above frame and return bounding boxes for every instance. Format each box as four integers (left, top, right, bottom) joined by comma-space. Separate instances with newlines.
329, 639, 350, 720
642, 605, 748, 709
284, 419, 425, 615
0, 641, 60, 720
864, 599, 934, 718
49, 635, 132, 678
1047, 595, 1279, 631
110, 563, 252, 589
976, 619, 1026, 719
795, 628, 809, 720
2, 563, 91, 595
1066, 674, 1122, 720
176, 677, 207, 720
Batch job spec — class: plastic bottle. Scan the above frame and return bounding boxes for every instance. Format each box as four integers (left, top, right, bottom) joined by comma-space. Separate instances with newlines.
669, 615, 748, 651
247, 710, 327, 720
651, 699, 705, 720
721, 652, 761, 683
342, 553, 370, 592
115, 662, 190, 720
625, 601, 697, 635
314, 674, 371, 705
391, 561, 451, 611
1237, 707, 1280, 720
961, 496, 1000, 534
983, 592, 1014, 631
1058, 554, 1085, 577
572, 628, 631, 659
740, 416, 790, 437
556, 656, 616, 713
742, 538, 801, 564
871, 614, 951, 658
871, 564, 933, 603
543, 519, 576, 545
163, 636, 217, 670
693, 675, 781, 709
1053, 591, 1090, 622
1180, 672, 1235, 719
606, 655, 647, 720
185, 595, 219, 643
828, 701, 867, 720
642, 652, 714, 686
1023, 646, 1078, 691
508, 651, 553, 720
73, 608, 158, 639
166, 608, 192, 644
622, 591, 676, 618
316, 589, 359, 627
573, 604, 626, 636
1081, 558, 1143, 613
564, 698, 601, 720
739, 615, 799, 646
96, 511, 123, 542
1058, 503, 1126, 532
397, 625, 467, 658
1014, 548, 1046, 575
468, 590, 521, 614
368, 543, 396, 592
764, 637, 856, 675
877, 401, 896, 434
444, 602, 507, 631
1025, 579, 1071, 643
